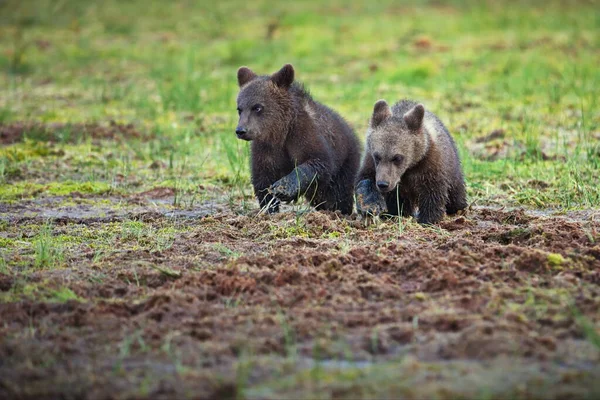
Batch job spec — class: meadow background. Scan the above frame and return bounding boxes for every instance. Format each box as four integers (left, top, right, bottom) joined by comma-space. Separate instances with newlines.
1, 0, 599, 207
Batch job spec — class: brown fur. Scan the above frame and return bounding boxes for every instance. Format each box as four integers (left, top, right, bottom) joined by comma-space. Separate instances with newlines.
356, 99, 467, 224
236, 64, 361, 214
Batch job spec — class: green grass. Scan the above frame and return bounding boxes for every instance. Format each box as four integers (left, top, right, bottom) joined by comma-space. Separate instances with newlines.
49, 287, 82, 302
33, 223, 64, 269
0, 252, 8, 274
0, 280, 84, 303
119, 220, 178, 252
0, 0, 598, 209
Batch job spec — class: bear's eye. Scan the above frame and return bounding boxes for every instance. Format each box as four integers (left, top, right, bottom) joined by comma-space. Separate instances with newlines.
237, 108, 242, 116
252, 104, 263, 113
391, 154, 404, 165
373, 153, 381, 164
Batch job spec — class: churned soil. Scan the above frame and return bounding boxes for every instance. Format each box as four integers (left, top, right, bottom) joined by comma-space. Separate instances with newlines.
0, 198, 599, 399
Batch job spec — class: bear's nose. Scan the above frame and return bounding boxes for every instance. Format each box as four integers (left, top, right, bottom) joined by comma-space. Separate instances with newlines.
376, 180, 390, 190
235, 127, 247, 136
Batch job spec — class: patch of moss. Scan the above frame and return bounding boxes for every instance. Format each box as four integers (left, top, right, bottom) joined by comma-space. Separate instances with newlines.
270, 224, 311, 239
0, 280, 84, 303
46, 181, 112, 196
547, 253, 566, 268
0, 180, 111, 201
0, 237, 16, 248
0, 254, 8, 274
414, 292, 427, 301
49, 287, 83, 303
0, 142, 55, 161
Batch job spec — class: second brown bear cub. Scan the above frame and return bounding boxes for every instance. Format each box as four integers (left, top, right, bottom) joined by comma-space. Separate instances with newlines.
236, 64, 361, 214
356, 99, 467, 224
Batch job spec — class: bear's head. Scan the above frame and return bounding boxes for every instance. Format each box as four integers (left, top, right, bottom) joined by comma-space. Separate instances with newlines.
235, 64, 295, 143
366, 100, 429, 193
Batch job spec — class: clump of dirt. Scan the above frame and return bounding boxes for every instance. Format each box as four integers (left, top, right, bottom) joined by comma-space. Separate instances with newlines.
0, 274, 13, 291
479, 207, 532, 225
132, 187, 177, 200
470, 137, 525, 161
0, 121, 149, 145
475, 128, 505, 143
528, 179, 551, 189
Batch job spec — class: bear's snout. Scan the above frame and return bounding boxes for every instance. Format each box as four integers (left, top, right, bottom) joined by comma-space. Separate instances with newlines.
376, 180, 391, 192
235, 126, 249, 140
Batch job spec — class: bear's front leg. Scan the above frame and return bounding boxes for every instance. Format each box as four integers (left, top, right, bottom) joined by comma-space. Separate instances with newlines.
416, 191, 446, 225
384, 191, 413, 217
269, 162, 322, 203
355, 179, 386, 216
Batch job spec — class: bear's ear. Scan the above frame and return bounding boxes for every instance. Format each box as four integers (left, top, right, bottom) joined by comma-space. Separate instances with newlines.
271, 64, 295, 88
371, 100, 392, 128
238, 67, 257, 87
403, 103, 425, 131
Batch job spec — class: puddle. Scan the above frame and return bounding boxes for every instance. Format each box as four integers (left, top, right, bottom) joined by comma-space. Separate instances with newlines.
0, 195, 226, 223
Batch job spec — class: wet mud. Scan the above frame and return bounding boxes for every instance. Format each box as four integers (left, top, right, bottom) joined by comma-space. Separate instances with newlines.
1, 197, 599, 399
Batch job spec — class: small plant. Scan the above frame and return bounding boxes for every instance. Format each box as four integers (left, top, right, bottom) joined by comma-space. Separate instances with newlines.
221, 133, 252, 212
149, 263, 181, 279
8, 23, 31, 74
49, 287, 81, 303
370, 327, 381, 354
395, 185, 406, 235
172, 186, 181, 207
573, 307, 600, 350
0, 107, 13, 124
92, 249, 107, 263
277, 310, 297, 360
235, 347, 255, 399
224, 293, 244, 308
0, 253, 8, 274
214, 243, 241, 259
34, 224, 64, 269
221, 136, 247, 184
121, 220, 146, 244
114, 330, 148, 375
0, 156, 9, 183
153, 231, 175, 252
172, 180, 199, 209
161, 330, 187, 375
547, 253, 565, 268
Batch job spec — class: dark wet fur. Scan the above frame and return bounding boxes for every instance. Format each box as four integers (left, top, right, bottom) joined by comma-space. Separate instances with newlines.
236, 65, 361, 214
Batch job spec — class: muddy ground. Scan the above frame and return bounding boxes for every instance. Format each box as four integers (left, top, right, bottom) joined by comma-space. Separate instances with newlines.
1, 192, 599, 399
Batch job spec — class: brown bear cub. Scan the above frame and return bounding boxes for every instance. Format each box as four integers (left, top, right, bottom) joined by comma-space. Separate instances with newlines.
235, 64, 361, 214
355, 99, 467, 224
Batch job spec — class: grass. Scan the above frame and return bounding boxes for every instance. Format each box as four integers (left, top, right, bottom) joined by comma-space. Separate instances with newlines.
573, 307, 600, 351
0, 0, 598, 209
0, 279, 84, 303
214, 243, 242, 259
33, 223, 64, 269
49, 287, 82, 302
0, 252, 8, 274
119, 220, 177, 251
